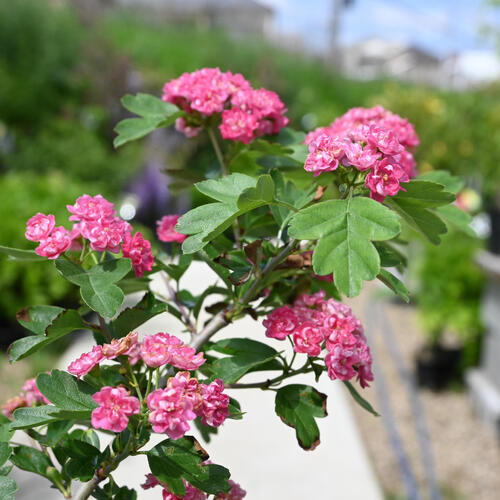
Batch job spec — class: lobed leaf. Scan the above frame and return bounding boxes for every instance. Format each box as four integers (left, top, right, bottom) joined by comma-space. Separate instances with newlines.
275, 384, 327, 450
289, 197, 401, 297
55, 258, 131, 318
147, 437, 230, 496
385, 180, 454, 244
36, 370, 97, 412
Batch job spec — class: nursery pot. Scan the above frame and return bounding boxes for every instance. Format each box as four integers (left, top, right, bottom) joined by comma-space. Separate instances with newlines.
415, 343, 462, 390
488, 206, 500, 255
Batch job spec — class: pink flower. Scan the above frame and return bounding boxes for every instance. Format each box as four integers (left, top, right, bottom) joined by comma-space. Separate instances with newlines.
22, 378, 50, 406
67, 194, 114, 222
122, 231, 155, 278
68, 345, 104, 378
102, 332, 139, 360
366, 125, 404, 155
157, 214, 187, 243
141, 474, 160, 490
140, 332, 205, 370
35, 226, 71, 259
219, 108, 259, 144
80, 217, 131, 253
292, 322, 324, 357
215, 480, 247, 500
91, 386, 140, 433
147, 386, 196, 439
163, 483, 207, 500
342, 142, 380, 171
365, 158, 409, 202
141, 474, 207, 500
263, 305, 300, 341
167, 371, 202, 411
140, 332, 183, 368
198, 379, 230, 428
175, 117, 202, 138
25, 213, 56, 242
2, 395, 28, 419
304, 134, 344, 176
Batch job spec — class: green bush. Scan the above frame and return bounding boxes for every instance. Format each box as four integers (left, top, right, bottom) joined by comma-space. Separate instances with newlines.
413, 230, 484, 364
5, 116, 141, 194
0, 0, 82, 129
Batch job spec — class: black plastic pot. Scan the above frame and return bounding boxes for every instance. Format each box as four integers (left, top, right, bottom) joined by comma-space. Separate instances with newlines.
415, 344, 462, 390
488, 206, 500, 255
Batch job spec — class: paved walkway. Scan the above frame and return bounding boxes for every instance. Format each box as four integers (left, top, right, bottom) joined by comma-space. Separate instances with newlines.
13, 262, 383, 499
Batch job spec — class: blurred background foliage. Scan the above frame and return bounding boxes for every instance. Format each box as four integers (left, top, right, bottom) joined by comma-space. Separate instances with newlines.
1, 0, 497, 374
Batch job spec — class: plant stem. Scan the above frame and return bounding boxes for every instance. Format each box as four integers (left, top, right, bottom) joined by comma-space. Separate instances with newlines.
97, 315, 112, 342
207, 127, 228, 176
189, 240, 298, 351
227, 363, 313, 389
161, 271, 196, 336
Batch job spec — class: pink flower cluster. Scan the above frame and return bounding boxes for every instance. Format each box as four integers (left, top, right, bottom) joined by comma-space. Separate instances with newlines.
91, 386, 140, 432
304, 106, 419, 202
68, 331, 205, 379
157, 214, 187, 243
142, 474, 246, 500
162, 67, 288, 144
25, 194, 154, 276
263, 291, 373, 387
1, 377, 50, 419
147, 372, 229, 439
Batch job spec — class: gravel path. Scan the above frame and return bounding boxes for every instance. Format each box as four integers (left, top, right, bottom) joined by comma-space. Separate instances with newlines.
347, 289, 500, 500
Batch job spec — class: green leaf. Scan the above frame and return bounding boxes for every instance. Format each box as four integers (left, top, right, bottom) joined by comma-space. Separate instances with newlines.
289, 197, 401, 297
36, 370, 97, 412
121, 93, 179, 117
62, 439, 101, 482
0, 443, 11, 467
147, 437, 230, 496
418, 170, 464, 194
178, 173, 279, 254
10, 406, 62, 430
196, 173, 256, 205
343, 381, 379, 416
0, 465, 12, 476
112, 291, 170, 338
114, 93, 183, 147
16, 305, 64, 335
209, 338, 281, 383
0, 245, 46, 262
10, 445, 53, 477
271, 170, 316, 226
159, 253, 193, 281
275, 384, 327, 450
386, 180, 454, 244
377, 269, 410, 303
10, 309, 85, 362
237, 174, 274, 211
436, 204, 476, 237
0, 416, 13, 442
0, 477, 17, 500
55, 258, 132, 318
37, 421, 74, 447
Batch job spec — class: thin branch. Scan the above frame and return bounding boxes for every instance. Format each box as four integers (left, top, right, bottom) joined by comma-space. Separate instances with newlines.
207, 127, 228, 176
161, 272, 197, 336
97, 315, 112, 342
227, 364, 313, 389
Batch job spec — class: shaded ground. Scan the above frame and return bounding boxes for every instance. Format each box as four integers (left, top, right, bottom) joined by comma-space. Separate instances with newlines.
348, 289, 500, 500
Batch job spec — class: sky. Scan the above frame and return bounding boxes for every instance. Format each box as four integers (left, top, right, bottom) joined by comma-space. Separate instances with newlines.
259, 0, 500, 57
